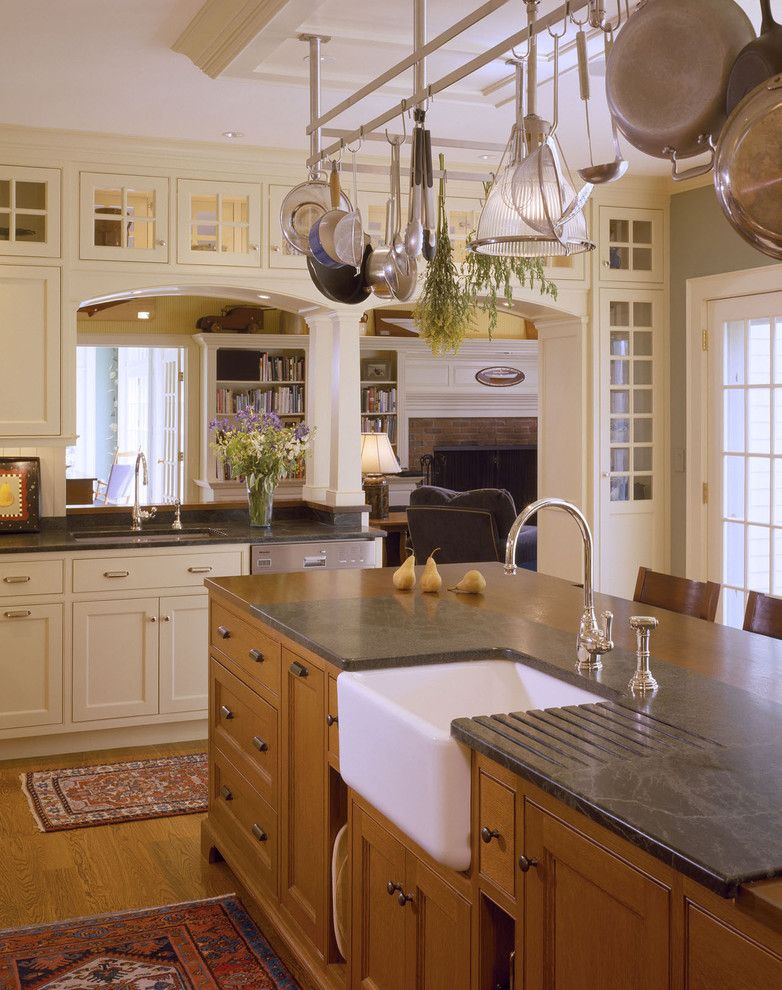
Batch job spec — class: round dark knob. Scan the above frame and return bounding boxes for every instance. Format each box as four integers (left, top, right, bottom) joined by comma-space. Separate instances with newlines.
387, 881, 400, 896
480, 826, 501, 844
518, 854, 538, 873
326, 713, 338, 726
398, 891, 414, 906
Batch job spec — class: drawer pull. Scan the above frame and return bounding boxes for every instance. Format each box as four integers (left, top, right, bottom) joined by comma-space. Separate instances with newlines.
217, 625, 231, 639
518, 854, 538, 873
248, 648, 265, 663
4, 609, 31, 618
387, 881, 402, 896
480, 826, 501, 844
289, 660, 308, 678
103, 570, 129, 578
3, 575, 30, 584
326, 713, 338, 726
397, 891, 414, 907
188, 566, 213, 574
220, 705, 234, 720
251, 823, 268, 842
219, 784, 233, 801
252, 736, 268, 752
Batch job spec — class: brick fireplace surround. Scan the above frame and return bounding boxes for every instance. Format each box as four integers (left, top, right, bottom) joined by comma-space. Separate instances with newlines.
408, 417, 538, 472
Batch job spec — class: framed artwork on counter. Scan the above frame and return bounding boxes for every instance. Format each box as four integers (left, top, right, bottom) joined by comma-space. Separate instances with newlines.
0, 457, 41, 532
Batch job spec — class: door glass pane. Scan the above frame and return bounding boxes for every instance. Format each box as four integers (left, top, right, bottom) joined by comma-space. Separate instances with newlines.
724, 521, 745, 587
609, 301, 630, 326
95, 188, 122, 213
609, 218, 629, 242
16, 181, 45, 210
94, 218, 121, 246
774, 529, 782, 593
610, 331, 629, 355
634, 360, 652, 385
633, 220, 652, 244
609, 246, 629, 270
723, 587, 745, 627
127, 189, 154, 219
724, 389, 745, 452
747, 525, 770, 593
775, 319, 782, 384
191, 194, 218, 221
632, 247, 652, 271
725, 455, 745, 520
221, 195, 248, 223
634, 447, 652, 472
611, 360, 629, 385
610, 476, 629, 502
748, 319, 771, 385
611, 390, 629, 414
221, 225, 249, 254
633, 302, 652, 327
127, 220, 153, 250
634, 331, 652, 355
191, 224, 217, 251
633, 476, 652, 500
775, 391, 782, 454
634, 389, 652, 414
611, 418, 630, 443
774, 459, 782, 525
15, 214, 46, 242
611, 448, 630, 472
725, 320, 745, 385
634, 418, 652, 443
747, 388, 771, 453
0, 216, 8, 240
0, 180, 8, 208
747, 457, 770, 522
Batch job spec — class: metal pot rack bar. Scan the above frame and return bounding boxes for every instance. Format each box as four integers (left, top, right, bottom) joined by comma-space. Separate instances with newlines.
304, 0, 591, 174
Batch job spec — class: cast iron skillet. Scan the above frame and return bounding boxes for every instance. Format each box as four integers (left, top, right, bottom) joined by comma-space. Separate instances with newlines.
727, 0, 782, 112
307, 239, 372, 305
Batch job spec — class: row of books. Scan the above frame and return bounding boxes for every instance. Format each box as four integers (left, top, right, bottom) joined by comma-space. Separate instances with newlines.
260, 353, 304, 382
216, 385, 305, 415
362, 416, 397, 444
361, 386, 397, 414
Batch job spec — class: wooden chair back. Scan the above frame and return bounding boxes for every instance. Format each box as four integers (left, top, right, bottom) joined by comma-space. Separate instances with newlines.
633, 566, 721, 622
743, 591, 782, 639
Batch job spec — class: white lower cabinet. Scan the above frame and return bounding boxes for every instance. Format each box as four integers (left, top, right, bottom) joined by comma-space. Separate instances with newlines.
159, 594, 208, 714
0, 604, 63, 729
73, 597, 160, 721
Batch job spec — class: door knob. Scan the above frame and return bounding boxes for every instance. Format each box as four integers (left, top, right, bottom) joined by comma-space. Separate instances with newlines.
397, 891, 414, 906
518, 854, 538, 873
480, 826, 501, 844
387, 881, 402, 896
326, 713, 338, 726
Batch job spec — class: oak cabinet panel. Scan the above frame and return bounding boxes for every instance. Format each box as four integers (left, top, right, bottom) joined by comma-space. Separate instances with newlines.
0, 604, 62, 729
685, 901, 782, 990
523, 801, 671, 990
280, 648, 326, 952
476, 763, 518, 902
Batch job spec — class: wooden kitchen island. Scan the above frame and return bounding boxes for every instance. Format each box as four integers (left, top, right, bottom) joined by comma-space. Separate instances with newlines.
204, 564, 782, 990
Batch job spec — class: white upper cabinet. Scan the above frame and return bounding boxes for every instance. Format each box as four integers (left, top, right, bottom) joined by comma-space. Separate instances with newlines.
0, 165, 60, 258
598, 207, 664, 284
177, 179, 261, 267
0, 265, 60, 437
79, 172, 169, 262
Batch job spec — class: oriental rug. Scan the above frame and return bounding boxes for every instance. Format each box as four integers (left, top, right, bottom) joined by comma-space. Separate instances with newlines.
0, 895, 298, 989
21, 752, 208, 832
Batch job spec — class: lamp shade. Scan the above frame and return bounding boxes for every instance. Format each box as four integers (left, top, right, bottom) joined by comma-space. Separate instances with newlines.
361, 432, 401, 475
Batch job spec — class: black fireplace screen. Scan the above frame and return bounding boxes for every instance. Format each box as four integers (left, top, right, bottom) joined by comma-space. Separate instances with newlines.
429, 445, 537, 516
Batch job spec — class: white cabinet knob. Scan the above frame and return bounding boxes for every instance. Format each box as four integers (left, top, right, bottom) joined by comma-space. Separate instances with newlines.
250, 244, 259, 252
148, 615, 157, 623
162, 615, 171, 622
157, 239, 167, 247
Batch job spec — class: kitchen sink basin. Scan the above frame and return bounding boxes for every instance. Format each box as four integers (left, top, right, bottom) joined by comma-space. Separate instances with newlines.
71, 527, 228, 545
337, 659, 604, 871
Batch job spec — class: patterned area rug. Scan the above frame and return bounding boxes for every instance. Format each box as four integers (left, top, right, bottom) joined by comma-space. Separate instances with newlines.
0, 895, 299, 989
21, 752, 208, 832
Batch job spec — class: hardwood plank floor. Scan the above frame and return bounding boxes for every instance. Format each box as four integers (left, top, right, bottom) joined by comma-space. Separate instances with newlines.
0, 740, 313, 987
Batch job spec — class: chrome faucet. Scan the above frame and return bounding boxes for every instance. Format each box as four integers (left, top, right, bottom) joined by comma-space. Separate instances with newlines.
505, 497, 614, 672
131, 452, 157, 532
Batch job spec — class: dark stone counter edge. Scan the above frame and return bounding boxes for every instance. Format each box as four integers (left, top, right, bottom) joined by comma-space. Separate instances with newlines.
451, 719, 771, 899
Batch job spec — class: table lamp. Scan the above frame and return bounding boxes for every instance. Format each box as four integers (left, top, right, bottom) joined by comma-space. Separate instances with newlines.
361, 432, 401, 519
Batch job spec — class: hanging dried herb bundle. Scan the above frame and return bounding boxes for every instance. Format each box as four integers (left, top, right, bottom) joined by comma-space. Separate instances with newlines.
413, 154, 473, 356
461, 184, 558, 339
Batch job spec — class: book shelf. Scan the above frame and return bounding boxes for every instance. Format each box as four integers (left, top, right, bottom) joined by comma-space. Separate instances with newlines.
360, 349, 399, 453
195, 333, 309, 502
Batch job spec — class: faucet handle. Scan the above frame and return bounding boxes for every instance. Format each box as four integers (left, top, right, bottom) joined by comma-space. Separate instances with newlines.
628, 615, 659, 694
172, 499, 183, 531
602, 610, 614, 647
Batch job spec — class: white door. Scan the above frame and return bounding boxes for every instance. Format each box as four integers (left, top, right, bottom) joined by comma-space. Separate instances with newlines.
72, 597, 159, 721
599, 289, 666, 596
706, 293, 782, 626
158, 594, 208, 714
0, 604, 62, 729
159, 350, 184, 503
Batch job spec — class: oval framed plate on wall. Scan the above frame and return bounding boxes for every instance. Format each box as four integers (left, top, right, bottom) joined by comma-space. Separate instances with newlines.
475, 366, 526, 387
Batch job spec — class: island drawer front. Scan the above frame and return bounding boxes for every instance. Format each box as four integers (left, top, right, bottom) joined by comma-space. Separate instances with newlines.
210, 656, 278, 807
211, 750, 278, 898
477, 765, 517, 900
73, 550, 244, 593
0, 559, 63, 597
209, 603, 281, 699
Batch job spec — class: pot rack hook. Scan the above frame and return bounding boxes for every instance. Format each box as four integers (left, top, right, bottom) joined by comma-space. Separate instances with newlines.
570, 2, 590, 28
346, 127, 363, 154
384, 102, 408, 146
548, 0, 569, 38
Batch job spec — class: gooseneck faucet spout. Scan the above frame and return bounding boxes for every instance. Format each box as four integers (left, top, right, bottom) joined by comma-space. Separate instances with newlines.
505, 497, 613, 671
131, 452, 157, 533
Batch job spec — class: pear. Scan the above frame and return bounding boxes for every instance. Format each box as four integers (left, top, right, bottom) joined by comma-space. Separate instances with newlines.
420, 548, 442, 594
392, 553, 416, 591
449, 569, 487, 595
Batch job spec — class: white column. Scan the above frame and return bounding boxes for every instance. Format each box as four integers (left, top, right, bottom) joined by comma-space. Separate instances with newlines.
302, 313, 334, 503
327, 310, 365, 507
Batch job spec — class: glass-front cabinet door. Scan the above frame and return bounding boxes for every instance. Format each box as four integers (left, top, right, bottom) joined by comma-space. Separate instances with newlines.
177, 179, 261, 267
80, 172, 169, 262
598, 207, 664, 284
0, 165, 60, 258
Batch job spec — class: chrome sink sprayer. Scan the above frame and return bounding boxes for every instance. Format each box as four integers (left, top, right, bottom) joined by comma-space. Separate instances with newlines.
131, 452, 157, 533
505, 498, 613, 672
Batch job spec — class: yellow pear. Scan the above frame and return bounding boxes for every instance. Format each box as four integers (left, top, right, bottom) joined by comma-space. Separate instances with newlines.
0, 482, 13, 508
392, 553, 416, 591
420, 549, 442, 594
449, 569, 487, 595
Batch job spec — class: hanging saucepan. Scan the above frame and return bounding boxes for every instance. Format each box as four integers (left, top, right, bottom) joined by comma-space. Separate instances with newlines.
714, 74, 782, 260
364, 198, 396, 300
307, 234, 372, 304
280, 169, 352, 256
606, 0, 755, 180
309, 162, 349, 268
727, 0, 782, 112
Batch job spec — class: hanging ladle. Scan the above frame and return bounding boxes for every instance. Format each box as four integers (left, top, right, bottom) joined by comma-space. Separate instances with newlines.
576, 11, 628, 185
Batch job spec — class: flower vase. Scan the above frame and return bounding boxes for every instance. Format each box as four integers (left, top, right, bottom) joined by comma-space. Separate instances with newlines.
247, 476, 275, 528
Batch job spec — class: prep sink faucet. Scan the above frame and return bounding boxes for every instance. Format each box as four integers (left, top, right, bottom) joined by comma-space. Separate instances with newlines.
131, 452, 157, 532
505, 498, 613, 672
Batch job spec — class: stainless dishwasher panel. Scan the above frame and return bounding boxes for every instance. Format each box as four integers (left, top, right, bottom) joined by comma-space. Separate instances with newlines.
251, 540, 376, 574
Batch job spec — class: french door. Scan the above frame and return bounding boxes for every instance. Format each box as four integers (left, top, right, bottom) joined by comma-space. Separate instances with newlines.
707, 293, 782, 626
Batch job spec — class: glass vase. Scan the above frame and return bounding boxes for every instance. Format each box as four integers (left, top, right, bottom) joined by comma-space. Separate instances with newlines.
247, 475, 275, 528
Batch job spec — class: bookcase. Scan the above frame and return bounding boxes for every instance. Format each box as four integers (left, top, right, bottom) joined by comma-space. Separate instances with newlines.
195, 333, 310, 502
360, 348, 399, 455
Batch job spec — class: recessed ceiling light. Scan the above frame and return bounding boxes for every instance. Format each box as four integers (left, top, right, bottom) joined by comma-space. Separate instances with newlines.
257, 293, 271, 300
479, 154, 494, 160
222, 130, 244, 139
137, 311, 151, 320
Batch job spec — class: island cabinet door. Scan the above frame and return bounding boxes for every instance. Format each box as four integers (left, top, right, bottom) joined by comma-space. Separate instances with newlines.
350, 802, 407, 990
403, 851, 471, 990
523, 802, 671, 990
280, 647, 326, 955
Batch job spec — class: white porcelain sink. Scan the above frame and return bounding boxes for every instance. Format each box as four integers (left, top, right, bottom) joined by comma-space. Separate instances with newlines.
337, 659, 604, 871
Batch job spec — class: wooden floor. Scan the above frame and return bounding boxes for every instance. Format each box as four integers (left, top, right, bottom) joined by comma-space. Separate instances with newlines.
0, 739, 316, 984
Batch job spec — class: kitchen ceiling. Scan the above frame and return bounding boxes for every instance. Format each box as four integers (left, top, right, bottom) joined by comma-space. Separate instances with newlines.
0, 0, 773, 176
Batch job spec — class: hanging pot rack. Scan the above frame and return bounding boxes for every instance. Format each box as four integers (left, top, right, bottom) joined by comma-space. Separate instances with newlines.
304, 0, 593, 177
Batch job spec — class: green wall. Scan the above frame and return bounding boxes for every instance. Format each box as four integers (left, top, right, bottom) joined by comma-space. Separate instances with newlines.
669, 185, 775, 574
